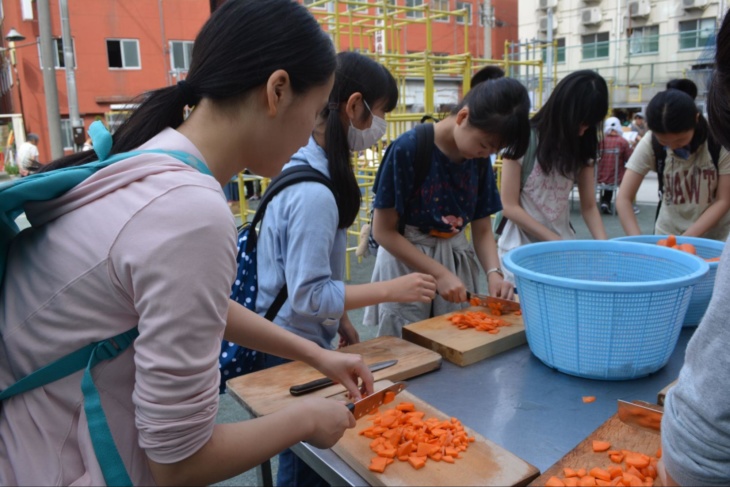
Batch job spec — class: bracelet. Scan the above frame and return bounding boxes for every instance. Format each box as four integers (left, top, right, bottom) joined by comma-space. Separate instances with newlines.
486, 267, 504, 278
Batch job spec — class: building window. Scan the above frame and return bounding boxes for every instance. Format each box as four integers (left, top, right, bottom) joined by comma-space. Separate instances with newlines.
542, 37, 566, 64
37, 37, 76, 69
581, 32, 609, 60
304, 0, 329, 8
679, 18, 716, 51
347, 0, 368, 11
376, 0, 395, 14
432, 0, 449, 22
455, 1, 471, 25
106, 39, 141, 69
630, 25, 659, 55
170, 41, 194, 71
406, 0, 423, 18
60, 119, 74, 151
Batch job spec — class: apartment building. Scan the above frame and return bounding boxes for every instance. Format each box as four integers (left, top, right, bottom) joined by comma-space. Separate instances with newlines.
518, 0, 726, 107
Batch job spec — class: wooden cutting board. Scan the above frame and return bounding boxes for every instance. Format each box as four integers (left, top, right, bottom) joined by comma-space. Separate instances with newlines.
226, 336, 442, 417
330, 380, 540, 487
402, 306, 526, 366
530, 414, 661, 485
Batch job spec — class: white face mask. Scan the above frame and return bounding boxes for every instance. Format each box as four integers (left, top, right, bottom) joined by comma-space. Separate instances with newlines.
347, 100, 387, 151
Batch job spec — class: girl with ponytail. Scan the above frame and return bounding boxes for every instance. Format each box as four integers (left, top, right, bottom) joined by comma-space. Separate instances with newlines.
247, 50, 436, 486
0, 1, 376, 486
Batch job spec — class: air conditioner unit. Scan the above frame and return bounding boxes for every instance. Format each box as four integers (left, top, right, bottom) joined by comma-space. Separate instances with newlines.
683, 0, 709, 10
539, 0, 558, 10
581, 7, 602, 26
538, 16, 558, 32
628, 0, 651, 18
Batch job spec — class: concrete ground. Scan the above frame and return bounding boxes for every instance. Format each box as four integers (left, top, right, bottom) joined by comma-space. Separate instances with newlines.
214, 175, 660, 487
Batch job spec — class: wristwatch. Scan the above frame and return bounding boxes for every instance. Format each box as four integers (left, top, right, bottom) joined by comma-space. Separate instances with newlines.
486, 267, 504, 278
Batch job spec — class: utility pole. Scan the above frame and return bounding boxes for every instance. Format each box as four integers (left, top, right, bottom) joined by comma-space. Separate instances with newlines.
482, 0, 492, 59
37, 0, 64, 159
60, 0, 83, 152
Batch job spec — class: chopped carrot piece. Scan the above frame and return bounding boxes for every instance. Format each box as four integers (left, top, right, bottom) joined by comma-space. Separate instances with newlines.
666, 235, 676, 247
368, 456, 388, 473
625, 453, 650, 469
579, 475, 597, 486
655, 447, 662, 459
705, 256, 721, 263
576, 468, 587, 477
383, 391, 396, 404
610, 453, 624, 464
545, 477, 566, 487
590, 467, 612, 482
592, 440, 612, 452
564, 478, 580, 487
596, 480, 611, 487
396, 402, 415, 412
407, 455, 426, 470
564, 468, 579, 478
608, 466, 623, 479
583, 396, 597, 404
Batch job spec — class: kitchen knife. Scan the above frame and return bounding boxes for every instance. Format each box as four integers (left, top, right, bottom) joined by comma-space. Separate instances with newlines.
617, 399, 663, 432
347, 381, 408, 419
466, 291, 521, 313
289, 359, 398, 396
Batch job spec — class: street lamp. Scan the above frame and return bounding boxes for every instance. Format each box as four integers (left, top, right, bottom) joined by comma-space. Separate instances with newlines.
5, 28, 28, 137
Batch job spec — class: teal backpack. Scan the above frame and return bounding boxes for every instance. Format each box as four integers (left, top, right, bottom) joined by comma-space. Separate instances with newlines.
0, 121, 213, 486
492, 128, 538, 239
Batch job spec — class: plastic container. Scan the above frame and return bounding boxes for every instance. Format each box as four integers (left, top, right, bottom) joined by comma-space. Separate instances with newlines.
613, 235, 724, 326
502, 240, 709, 380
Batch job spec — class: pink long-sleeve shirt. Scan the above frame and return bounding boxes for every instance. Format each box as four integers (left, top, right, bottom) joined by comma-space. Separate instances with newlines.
0, 128, 236, 486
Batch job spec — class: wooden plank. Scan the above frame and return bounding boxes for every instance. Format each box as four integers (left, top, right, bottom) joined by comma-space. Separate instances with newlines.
330, 381, 540, 487
530, 414, 661, 486
402, 306, 526, 367
658, 379, 677, 406
226, 336, 442, 417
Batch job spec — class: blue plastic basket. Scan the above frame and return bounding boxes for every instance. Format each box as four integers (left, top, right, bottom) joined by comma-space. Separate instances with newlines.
614, 236, 725, 327
502, 241, 709, 380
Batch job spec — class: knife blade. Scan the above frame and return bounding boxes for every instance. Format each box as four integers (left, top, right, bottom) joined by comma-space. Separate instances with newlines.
289, 359, 398, 396
466, 291, 521, 313
347, 381, 408, 419
617, 399, 663, 432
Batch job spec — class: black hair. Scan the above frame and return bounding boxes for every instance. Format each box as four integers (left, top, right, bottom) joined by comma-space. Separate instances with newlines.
708, 12, 730, 150
323, 51, 398, 228
666, 78, 698, 100
531, 70, 609, 178
451, 77, 531, 160
41, 0, 336, 172
646, 89, 710, 152
470, 65, 505, 87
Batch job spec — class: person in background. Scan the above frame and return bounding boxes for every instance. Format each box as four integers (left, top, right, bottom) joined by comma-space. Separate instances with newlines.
16, 133, 40, 177
250, 51, 436, 487
365, 76, 530, 337
630, 112, 647, 137
658, 13, 730, 486
0, 2, 373, 486
597, 117, 633, 215
616, 83, 730, 241
498, 70, 609, 284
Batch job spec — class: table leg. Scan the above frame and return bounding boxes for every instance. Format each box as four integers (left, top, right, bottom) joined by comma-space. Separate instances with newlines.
256, 459, 274, 487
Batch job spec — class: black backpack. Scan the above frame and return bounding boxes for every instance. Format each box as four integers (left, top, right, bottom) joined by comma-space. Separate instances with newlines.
220, 163, 336, 393
652, 134, 721, 221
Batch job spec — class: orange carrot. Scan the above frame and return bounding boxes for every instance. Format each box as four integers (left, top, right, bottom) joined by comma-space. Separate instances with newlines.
592, 440, 612, 452
589, 467, 611, 482
705, 256, 721, 263
667, 235, 677, 247
368, 456, 388, 473
383, 391, 396, 404
582, 396, 597, 404
546, 477, 566, 487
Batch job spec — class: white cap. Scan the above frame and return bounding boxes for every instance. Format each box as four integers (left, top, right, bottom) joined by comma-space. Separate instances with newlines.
604, 117, 622, 135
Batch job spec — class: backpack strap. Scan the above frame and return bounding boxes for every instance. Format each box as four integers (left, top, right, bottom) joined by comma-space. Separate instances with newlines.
0, 327, 139, 486
245, 163, 336, 320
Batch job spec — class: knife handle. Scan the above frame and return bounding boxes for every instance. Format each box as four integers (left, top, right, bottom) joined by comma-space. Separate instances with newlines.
289, 377, 335, 396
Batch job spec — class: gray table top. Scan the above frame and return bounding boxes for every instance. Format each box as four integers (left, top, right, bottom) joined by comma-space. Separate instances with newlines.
293, 328, 693, 486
